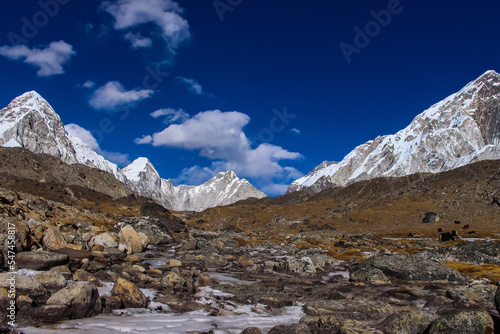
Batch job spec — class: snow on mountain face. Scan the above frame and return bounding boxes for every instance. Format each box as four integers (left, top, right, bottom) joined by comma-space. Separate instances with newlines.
0, 91, 79, 164
0, 91, 131, 187
0, 91, 265, 211
123, 158, 267, 212
67, 134, 131, 186
288, 70, 500, 193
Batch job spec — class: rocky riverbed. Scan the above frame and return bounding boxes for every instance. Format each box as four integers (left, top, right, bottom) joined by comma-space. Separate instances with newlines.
1, 202, 500, 334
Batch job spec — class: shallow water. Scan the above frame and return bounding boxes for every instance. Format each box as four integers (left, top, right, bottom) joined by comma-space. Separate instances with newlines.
19, 305, 304, 334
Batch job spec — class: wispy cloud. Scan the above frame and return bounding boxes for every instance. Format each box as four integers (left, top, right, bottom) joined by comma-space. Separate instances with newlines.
124, 32, 153, 49
89, 81, 154, 110
175, 76, 207, 95
65, 123, 131, 166
101, 0, 190, 53
290, 128, 301, 135
136, 109, 303, 194
0, 41, 76, 77
82, 80, 95, 88
150, 108, 189, 124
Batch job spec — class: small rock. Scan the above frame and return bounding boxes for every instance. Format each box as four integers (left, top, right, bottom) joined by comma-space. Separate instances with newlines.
42, 227, 68, 250
169, 259, 182, 267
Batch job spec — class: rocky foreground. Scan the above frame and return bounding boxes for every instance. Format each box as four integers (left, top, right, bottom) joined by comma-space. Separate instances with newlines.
0, 198, 500, 334
1, 190, 500, 333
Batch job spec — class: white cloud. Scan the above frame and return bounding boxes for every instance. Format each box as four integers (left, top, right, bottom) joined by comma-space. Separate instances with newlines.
124, 32, 153, 49
89, 81, 154, 110
102, 0, 190, 52
150, 108, 189, 123
176, 76, 207, 95
137, 110, 303, 194
65, 123, 131, 166
65, 123, 99, 151
290, 128, 301, 135
134, 135, 153, 144
0, 41, 76, 77
82, 80, 95, 88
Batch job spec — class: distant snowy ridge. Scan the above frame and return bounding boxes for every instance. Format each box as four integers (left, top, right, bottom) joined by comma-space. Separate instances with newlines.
0, 91, 266, 211
123, 158, 266, 212
288, 70, 500, 193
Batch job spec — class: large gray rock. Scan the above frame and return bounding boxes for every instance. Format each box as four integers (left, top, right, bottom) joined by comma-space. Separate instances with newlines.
382, 312, 431, 334
15, 251, 68, 270
34, 272, 67, 293
349, 262, 391, 285
44, 283, 102, 321
304, 299, 394, 320
429, 310, 494, 334
0, 273, 49, 303
416, 241, 500, 266
115, 217, 174, 245
365, 253, 469, 283
111, 278, 149, 308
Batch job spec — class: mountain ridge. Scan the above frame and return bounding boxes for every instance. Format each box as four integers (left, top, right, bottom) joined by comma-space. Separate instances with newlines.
288, 70, 500, 193
0, 91, 266, 211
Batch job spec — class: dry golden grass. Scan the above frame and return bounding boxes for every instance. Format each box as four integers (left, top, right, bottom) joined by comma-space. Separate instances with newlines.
444, 261, 500, 283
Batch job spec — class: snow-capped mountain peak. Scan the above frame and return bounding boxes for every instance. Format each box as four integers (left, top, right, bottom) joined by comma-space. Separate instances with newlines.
122, 160, 266, 212
288, 70, 500, 193
0, 91, 267, 211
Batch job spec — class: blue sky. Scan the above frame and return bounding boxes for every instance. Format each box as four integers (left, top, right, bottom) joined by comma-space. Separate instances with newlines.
0, 0, 499, 195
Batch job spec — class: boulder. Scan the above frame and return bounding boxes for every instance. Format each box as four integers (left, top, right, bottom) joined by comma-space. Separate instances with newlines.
34, 272, 67, 293
339, 319, 384, 334
366, 253, 469, 283
115, 217, 174, 245
304, 299, 394, 321
287, 257, 316, 274
423, 212, 439, 223
111, 278, 149, 308
240, 328, 263, 334
416, 241, 500, 266
73, 269, 103, 286
15, 251, 69, 270
92, 233, 118, 249
429, 309, 494, 334
45, 283, 102, 321
118, 225, 143, 254
283, 323, 312, 334
349, 263, 391, 285
0, 273, 49, 303
52, 248, 92, 271
382, 311, 431, 334
42, 227, 68, 250
447, 284, 496, 310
